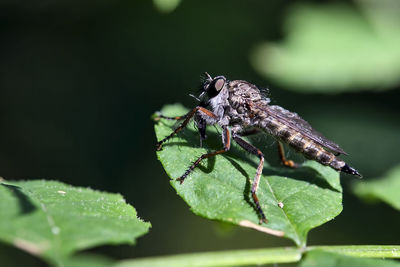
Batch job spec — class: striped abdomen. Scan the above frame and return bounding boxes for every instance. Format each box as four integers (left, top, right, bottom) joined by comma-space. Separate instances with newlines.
258, 117, 345, 171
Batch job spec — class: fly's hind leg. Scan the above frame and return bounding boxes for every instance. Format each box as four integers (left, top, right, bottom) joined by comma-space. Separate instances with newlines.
232, 133, 268, 224
277, 142, 299, 168
176, 126, 231, 184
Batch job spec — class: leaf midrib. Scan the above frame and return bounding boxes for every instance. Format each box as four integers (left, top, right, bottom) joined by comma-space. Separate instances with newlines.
24, 187, 64, 262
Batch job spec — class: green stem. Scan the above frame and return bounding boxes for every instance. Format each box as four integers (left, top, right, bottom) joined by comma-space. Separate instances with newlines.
114, 247, 302, 267
308, 245, 400, 258
113, 245, 400, 267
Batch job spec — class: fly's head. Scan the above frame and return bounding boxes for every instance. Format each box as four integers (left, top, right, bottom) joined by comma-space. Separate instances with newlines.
196, 72, 230, 125
198, 72, 227, 102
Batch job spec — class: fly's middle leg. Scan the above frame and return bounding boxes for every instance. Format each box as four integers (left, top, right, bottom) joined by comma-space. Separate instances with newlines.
176, 126, 231, 184
232, 133, 268, 224
277, 142, 299, 168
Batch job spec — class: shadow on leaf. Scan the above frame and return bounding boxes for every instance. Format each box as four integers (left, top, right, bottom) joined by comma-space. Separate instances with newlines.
1, 183, 36, 214
225, 156, 265, 222
158, 125, 340, 193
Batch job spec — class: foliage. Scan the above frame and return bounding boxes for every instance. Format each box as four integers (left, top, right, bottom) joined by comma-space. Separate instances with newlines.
300, 250, 400, 267
251, 3, 400, 92
1, 116, 400, 266
114, 247, 302, 267
1, 1, 400, 266
0, 180, 150, 266
153, 0, 182, 13
113, 246, 400, 267
154, 104, 343, 247
353, 164, 400, 210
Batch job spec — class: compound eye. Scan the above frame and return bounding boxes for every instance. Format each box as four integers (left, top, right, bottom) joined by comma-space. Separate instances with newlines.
214, 78, 225, 91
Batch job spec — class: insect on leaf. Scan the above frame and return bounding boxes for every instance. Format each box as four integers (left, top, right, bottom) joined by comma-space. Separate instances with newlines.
154, 104, 343, 246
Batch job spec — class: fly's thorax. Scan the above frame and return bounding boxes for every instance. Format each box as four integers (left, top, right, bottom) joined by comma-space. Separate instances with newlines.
227, 80, 267, 113
228, 80, 263, 100
208, 86, 230, 121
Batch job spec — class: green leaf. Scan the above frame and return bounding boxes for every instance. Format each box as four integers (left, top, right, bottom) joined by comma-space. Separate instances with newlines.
153, 0, 182, 13
353, 164, 400, 210
301, 250, 400, 267
250, 4, 400, 93
154, 104, 343, 246
113, 247, 302, 267
0, 179, 150, 266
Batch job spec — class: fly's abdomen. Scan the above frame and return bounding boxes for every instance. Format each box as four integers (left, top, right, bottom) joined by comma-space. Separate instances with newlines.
259, 118, 345, 171
287, 132, 346, 171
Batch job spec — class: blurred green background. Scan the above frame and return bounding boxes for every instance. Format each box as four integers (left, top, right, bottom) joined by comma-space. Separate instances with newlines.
1, 0, 400, 266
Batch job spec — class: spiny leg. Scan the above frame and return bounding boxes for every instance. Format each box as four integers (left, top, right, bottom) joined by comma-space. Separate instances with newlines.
195, 115, 207, 148
156, 106, 217, 151
155, 110, 208, 147
177, 126, 231, 184
277, 141, 299, 168
232, 133, 268, 224
154, 112, 188, 121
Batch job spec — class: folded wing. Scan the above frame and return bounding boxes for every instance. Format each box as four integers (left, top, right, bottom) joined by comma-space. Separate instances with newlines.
257, 104, 347, 156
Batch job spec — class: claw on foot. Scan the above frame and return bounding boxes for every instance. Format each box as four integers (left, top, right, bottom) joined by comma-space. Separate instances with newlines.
156, 143, 163, 151
284, 160, 298, 168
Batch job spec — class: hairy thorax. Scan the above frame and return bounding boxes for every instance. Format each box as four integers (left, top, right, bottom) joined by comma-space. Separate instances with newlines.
227, 80, 270, 129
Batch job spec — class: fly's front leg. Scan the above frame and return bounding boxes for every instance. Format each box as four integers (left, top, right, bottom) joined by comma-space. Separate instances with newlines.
277, 142, 299, 168
195, 115, 207, 147
232, 133, 268, 224
155, 106, 217, 151
177, 126, 231, 184
154, 112, 188, 121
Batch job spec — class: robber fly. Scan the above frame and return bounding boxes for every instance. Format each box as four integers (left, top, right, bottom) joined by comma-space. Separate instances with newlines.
155, 73, 361, 223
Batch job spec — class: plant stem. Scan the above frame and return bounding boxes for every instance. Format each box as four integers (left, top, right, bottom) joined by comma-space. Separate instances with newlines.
308, 245, 400, 258
114, 247, 302, 267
